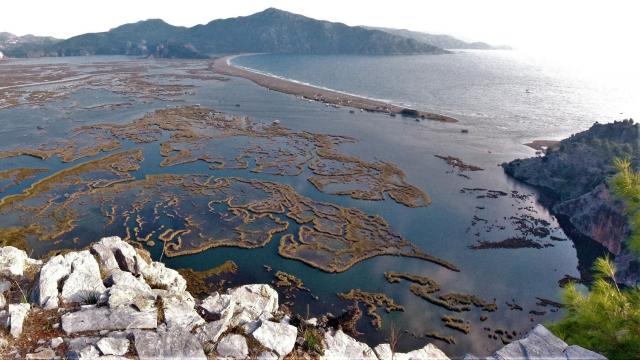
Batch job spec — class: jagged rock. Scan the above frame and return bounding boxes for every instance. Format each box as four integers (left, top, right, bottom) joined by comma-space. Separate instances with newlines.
50, 337, 64, 349
321, 329, 377, 360
195, 293, 237, 345
67, 344, 100, 359
0, 293, 5, 309
96, 337, 130, 356
158, 290, 204, 331
374, 343, 450, 360
91, 236, 149, 276
216, 334, 248, 359
142, 262, 187, 293
107, 271, 155, 310
67, 336, 99, 351
133, 327, 206, 360
490, 325, 607, 360
38, 250, 106, 309
228, 284, 278, 327
61, 306, 157, 333
26, 348, 56, 359
107, 284, 155, 311
60, 251, 107, 305
252, 320, 297, 358
0, 246, 41, 277
8, 303, 30, 338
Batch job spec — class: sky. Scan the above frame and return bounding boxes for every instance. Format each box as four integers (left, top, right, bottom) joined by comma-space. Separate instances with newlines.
2, 0, 639, 71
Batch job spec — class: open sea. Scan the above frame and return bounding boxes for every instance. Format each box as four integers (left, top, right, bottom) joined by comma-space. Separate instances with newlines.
1, 50, 636, 357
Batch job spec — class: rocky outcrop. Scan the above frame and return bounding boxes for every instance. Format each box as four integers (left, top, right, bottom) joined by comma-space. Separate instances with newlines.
504, 119, 639, 285
0, 236, 608, 359
0, 246, 41, 277
475, 325, 606, 360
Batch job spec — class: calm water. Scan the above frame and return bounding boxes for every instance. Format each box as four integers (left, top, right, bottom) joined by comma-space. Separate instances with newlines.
0, 53, 619, 357
233, 51, 640, 142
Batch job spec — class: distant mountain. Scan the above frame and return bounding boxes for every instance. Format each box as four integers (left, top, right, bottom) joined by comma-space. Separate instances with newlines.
0, 32, 61, 57
4, 8, 449, 58
366, 27, 510, 50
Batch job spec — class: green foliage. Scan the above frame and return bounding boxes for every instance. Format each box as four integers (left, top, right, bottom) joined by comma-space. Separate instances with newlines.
611, 157, 640, 254
549, 257, 640, 359
303, 328, 324, 355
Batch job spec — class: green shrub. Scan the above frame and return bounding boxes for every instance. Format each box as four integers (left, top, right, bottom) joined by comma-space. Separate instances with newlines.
548, 257, 640, 359
611, 157, 640, 254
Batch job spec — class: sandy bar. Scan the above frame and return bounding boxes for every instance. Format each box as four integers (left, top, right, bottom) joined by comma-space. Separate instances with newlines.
212, 55, 457, 123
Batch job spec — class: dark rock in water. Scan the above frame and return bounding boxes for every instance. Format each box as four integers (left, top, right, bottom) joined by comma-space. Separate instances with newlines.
401, 108, 420, 117
503, 119, 639, 285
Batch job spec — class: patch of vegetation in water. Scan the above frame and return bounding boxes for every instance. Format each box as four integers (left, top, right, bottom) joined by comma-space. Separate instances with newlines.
337, 288, 404, 329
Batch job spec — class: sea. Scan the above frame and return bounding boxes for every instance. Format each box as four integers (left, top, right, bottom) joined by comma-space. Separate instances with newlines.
1, 50, 636, 357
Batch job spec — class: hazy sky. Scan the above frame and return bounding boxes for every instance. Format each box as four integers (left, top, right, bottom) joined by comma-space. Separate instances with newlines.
2, 0, 638, 60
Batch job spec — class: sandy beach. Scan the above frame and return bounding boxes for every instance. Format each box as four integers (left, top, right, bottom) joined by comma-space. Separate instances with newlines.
212, 55, 457, 122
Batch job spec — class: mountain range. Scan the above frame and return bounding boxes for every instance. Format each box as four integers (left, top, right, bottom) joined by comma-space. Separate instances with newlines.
365, 27, 510, 50
0, 8, 506, 59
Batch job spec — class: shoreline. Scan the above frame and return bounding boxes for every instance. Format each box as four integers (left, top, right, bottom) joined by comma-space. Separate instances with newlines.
211, 55, 457, 122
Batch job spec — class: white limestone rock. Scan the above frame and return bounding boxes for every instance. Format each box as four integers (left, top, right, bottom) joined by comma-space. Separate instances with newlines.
374, 342, 450, 360
252, 320, 298, 358
216, 334, 248, 359
60, 251, 107, 305
26, 347, 57, 359
227, 284, 278, 327
8, 303, 30, 338
0, 246, 41, 277
96, 337, 130, 356
159, 290, 204, 331
133, 328, 206, 360
195, 293, 236, 344
141, 261, 187, 293
321, 329, 377, 360
50, 337, 64, 349
91, 236, 149, 276
491, 325, 607, 360
107, 284, 155, 311
61, 306, 157, 334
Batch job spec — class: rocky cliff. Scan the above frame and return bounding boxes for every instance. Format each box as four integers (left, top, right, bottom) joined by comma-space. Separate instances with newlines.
504, 119, 639, 285
0, 237, 606, 359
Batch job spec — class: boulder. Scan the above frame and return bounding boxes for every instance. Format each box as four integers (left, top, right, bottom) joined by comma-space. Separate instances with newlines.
50, 337, 64, 349
159, 290, 204, 331
491, 325, 607, 360
142, 262, 187, 293
133, 328, 206, 360
67, 344, 100, 359
321, 329, 377, 360
26, 348, 57, 359
374, 343, 450, 360
227, 284, 278, 327
91, 236, 149, 276
96, 337, 130, 356
252, 320, 297, 358
195, 293, 236, 344
0, 246, 41, 277
37, 255, 72, 309
38, 250, 106, 309
60, 251, 107, 304
8, 303, 30, 338
216, 334, 248, 359
107, 284, 155, 311
61, 306, 157, 334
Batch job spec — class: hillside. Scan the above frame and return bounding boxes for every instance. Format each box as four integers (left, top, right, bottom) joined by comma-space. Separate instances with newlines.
503, 119, 639, 284
6, 8, 448, 58
365, 27, 510, 50
0, 32, 60, 57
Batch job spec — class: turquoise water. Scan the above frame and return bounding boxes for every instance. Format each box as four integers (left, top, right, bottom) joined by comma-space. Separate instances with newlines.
0, 55, 610, 357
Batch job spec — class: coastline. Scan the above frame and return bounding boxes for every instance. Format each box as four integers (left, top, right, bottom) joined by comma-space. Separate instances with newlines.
211, 55, 457, 122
